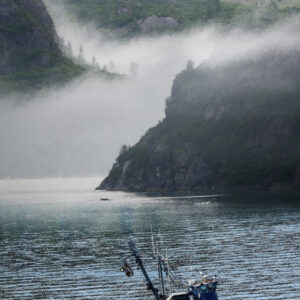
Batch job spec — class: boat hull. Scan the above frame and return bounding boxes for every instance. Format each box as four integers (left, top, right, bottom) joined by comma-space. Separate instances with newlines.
199, 291, 218, 300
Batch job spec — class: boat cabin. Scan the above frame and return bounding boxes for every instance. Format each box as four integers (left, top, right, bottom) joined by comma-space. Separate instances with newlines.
188, 278, 218, 300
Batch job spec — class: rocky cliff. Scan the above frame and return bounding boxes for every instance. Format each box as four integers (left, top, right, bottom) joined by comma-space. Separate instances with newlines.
0, 0, 83, 94
98, 47, 300, 192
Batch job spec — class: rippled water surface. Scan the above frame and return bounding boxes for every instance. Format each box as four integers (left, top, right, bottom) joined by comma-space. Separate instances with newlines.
0, 177, 299, 299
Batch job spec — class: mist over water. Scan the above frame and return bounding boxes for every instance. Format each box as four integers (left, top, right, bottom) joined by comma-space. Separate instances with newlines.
0, 2, 299, 178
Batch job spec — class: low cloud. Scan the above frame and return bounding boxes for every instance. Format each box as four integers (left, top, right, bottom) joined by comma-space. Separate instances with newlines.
0, 3, 299, 178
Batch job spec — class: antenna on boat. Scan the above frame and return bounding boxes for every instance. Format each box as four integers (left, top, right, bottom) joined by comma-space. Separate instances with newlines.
165, 247, 172, 296
158, 254, 165, 297
150, 224, 157, 259
122, 237, 219, 300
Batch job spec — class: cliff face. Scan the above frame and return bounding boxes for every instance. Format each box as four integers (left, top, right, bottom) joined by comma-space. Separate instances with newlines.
0, 0, 83, 94
99, 48, 300, 192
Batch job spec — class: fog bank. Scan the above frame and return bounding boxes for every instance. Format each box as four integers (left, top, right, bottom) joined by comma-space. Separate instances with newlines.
0, 4, 299, 178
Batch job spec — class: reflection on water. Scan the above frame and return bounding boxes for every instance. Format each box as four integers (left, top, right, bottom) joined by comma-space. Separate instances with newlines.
0, 178, 299, 299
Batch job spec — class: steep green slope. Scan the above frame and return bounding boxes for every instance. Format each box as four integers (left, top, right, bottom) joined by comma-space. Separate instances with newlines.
56, 0, 235, 37
56, 0, 299, 38
98, 48, 300, 192
0, 0, 84, 95
220, 0, 300, 26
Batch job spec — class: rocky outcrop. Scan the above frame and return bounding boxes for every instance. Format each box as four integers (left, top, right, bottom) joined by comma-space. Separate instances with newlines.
138, 15, 180, 33
98, 46, 300, 192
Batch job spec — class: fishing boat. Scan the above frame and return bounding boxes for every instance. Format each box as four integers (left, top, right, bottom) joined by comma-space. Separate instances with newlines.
121, 240, 218, 300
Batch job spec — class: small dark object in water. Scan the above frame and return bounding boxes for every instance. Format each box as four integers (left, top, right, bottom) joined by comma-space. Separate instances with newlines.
100, 198, 110, 201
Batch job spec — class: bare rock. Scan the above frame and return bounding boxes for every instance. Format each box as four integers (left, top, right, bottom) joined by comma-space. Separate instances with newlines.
138, 15, 180, 33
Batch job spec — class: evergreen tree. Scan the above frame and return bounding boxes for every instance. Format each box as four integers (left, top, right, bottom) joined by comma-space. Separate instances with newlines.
66, 41, 73, 57
186, 60, 194, 71
129, 61, 139, 75
78, 45, 85, 65
92, 56, 96, 67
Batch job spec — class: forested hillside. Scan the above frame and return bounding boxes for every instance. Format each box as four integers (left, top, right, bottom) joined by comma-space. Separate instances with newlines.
99, 46, 300, 192
0, 0, 85, 95
57, 0, 300, 37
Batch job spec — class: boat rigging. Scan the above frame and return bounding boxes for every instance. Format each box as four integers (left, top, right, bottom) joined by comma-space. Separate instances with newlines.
121, 239, 218, 300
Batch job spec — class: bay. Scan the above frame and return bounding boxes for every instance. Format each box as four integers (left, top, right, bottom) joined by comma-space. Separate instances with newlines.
0, 178, 299, 299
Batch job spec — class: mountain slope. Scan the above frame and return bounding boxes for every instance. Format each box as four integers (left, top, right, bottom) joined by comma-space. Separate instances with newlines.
59, 0, 220, 36
53, 0, 232, 37
53, 0, 299, 38
98, 47, 300, 192
0, 0, 83, 95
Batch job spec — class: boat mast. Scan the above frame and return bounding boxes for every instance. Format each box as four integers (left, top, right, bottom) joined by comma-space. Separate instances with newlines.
158, 255, 165, 297
127, 240, 160, 300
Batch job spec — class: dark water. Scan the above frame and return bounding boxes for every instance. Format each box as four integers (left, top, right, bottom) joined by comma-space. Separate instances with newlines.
0, 178, 299, 299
